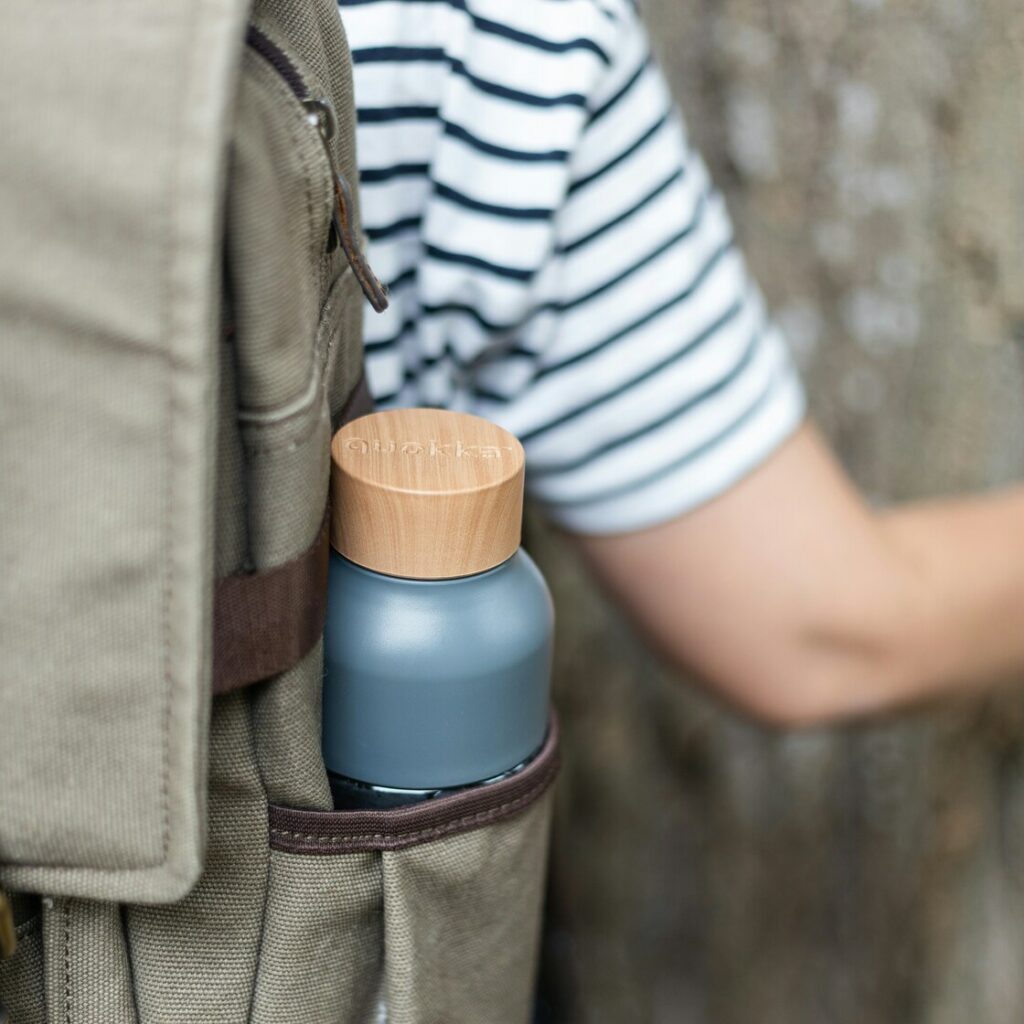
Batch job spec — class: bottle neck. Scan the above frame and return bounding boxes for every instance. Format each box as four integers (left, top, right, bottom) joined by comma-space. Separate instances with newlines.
329, 547, 518, 585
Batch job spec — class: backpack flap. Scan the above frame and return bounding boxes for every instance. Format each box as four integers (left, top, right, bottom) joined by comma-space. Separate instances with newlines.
0, 0, 251, 903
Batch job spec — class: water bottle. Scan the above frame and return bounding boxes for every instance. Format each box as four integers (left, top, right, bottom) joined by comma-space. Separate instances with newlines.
322, 408, 554, 810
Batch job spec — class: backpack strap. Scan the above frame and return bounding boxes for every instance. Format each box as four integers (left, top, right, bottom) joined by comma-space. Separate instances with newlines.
211, 372, 373, 696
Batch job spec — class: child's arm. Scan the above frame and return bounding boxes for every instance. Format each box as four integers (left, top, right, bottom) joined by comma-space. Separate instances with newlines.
571, 421, 1024, 726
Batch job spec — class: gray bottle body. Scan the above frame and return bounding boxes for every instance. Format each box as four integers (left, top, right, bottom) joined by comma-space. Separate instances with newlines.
322, 548, 554, 793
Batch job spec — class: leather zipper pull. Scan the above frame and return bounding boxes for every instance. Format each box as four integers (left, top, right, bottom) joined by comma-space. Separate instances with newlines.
304, 98, 390, 313
329, 169, 389, 313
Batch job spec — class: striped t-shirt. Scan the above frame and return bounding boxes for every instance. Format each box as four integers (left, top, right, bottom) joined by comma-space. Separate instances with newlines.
341, 0, 806, 534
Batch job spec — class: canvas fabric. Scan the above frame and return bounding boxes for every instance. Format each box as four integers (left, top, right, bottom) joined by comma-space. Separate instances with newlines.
0, 0, 557, 1020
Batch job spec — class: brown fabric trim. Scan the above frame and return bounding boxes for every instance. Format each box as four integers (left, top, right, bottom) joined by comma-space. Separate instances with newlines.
268, 715, 560, 854
212, 511, 330, 696
212, 370, 373, 696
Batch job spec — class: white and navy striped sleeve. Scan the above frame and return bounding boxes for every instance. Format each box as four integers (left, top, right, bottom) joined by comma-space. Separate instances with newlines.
344, 0, 806, 535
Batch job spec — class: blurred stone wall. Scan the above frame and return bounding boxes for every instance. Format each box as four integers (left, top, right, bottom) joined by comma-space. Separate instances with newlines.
530, 2, 1024, 1021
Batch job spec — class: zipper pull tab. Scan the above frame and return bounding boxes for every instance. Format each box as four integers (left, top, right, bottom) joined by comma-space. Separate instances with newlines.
304, 98, 390, 314
329, 169, 390, 314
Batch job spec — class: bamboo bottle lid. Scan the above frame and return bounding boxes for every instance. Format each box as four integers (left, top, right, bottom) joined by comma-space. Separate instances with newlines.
330, 408, 526, 579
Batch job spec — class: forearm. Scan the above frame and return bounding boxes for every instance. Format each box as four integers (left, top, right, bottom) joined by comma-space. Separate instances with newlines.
572, 424, 1024, 727
766, 487, 1024, 725
871, 489, 1024, 707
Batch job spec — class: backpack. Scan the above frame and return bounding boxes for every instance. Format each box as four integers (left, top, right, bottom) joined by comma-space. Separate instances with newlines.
0, 2, 557, 1021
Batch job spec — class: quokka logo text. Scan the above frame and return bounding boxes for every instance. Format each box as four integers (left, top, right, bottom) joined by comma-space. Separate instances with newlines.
344, 438, 514, 459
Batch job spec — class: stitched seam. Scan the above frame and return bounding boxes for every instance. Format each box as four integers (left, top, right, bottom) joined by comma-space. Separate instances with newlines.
63, 904, 71, 1024
232, 58, 334, 452
324, 272, 366, 427
319, 267, 356, 379
153, 0, 201, 878
243, 698, 272, 1022
247, 56, 326, 410
319, 265, 350, 375
251, 48, 326, 255
119, 904, 143, 1024
270, 770, 555, 849
236, 272, 347, 453
318, 279, 339, 379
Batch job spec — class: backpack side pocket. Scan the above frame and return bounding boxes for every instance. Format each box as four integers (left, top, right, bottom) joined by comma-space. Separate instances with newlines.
252, 722, 560, 1024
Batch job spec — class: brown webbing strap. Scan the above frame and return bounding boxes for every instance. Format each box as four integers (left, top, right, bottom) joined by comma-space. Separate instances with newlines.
212, 373, 373, 696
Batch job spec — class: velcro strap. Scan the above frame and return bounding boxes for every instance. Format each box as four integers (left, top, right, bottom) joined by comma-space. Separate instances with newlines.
212, 373, 373, 696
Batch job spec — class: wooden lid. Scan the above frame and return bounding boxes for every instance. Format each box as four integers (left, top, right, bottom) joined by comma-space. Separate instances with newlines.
330, 408, 525, 579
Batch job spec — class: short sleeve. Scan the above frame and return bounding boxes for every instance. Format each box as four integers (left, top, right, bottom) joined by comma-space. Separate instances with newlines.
462, 5, 807, 534
349, 0, 806, 535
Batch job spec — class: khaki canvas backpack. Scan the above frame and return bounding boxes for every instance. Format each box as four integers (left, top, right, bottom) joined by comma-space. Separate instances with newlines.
0, 2, 557, 1021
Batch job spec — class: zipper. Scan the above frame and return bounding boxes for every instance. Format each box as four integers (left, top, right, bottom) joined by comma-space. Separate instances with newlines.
245, 25, 389, 313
